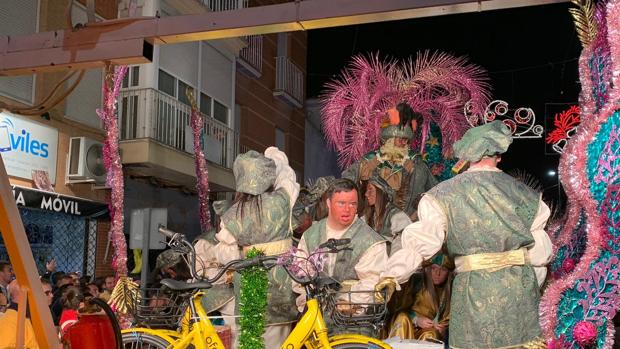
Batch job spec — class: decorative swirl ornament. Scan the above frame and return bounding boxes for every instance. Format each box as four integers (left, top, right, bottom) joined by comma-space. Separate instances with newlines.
464, 99, 543, 139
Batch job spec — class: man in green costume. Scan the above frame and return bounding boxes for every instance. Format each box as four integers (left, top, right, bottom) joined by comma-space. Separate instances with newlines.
295, 179, 387, 320
196, 147, 299, 348
376, 121, 553, 348
342, 103, 437, 219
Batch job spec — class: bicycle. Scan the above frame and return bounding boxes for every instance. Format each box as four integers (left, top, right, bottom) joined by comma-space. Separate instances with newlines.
121, 227, 392, 349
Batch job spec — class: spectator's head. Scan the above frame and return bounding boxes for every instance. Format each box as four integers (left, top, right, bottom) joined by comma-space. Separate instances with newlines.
67, 272, 80, 286
40, 278, 53, 306
85, 283, 100, 298
61, 286, 84, 311
0, 293, 7, 313
103, 275, 115, 291
56, 275, 73, 289
326, 178, 359, 230
10, 278, 55, 306
0, 261, 13, 286
9, 279, 21, 304
155, 250, 191, 280
79, 275, 91, 287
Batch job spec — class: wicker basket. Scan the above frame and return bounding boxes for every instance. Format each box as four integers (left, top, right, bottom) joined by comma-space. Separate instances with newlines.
131, 288, 189, 329
323, 289, 387, 331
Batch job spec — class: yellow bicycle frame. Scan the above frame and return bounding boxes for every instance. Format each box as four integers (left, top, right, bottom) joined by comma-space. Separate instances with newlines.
282, 298, 390, 349
122, 290, 226, 349
122, 292, 391, 349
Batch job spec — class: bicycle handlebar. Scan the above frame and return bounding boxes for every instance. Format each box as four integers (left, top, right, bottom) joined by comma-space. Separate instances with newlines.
159, 226, 352, 291
158, 226, 179, 240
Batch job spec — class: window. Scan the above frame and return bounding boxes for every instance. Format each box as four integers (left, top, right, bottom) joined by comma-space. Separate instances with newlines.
178, 80, 192, 105
199, 92, 229, 125
0, 0, 38, 103
275, 128, 285, 150
122, 66, 140, 88
200, 93, 212, 116
158, 69, 196, 107
213, 100, 229, 124
158, 69, 176, 97
277, 33, 289, 57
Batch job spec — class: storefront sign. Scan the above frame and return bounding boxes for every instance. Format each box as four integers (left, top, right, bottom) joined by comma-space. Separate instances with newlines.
12, 185, 107, 217
0, 111, 58, 183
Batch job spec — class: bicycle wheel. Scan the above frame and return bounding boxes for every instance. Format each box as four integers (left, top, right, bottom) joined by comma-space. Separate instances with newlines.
122, 332, 172, 349
325, 337, 391, 349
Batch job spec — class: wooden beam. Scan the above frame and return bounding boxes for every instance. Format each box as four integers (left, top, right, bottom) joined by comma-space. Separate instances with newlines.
0, 0, 568, 76
0, 156, 59, 348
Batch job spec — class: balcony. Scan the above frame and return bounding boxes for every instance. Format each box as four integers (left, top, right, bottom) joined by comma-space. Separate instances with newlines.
237, 35, 263, 78
199, 0, 248, 11
273, 56, 304, 108
117, 88, 238, 191
162, 0, 248, 18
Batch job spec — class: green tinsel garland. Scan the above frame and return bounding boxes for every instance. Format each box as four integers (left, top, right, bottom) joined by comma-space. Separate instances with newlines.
238, 248, 269, 349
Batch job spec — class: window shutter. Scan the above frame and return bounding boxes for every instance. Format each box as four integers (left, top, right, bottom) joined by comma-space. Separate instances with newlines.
0, 0, 38, 104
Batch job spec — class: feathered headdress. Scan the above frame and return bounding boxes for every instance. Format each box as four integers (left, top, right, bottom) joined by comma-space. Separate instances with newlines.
320, 51, 491, 168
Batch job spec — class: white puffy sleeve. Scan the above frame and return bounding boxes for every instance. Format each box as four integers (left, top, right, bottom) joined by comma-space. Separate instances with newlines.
528, 199, 553, 286
380, 194, 446, 286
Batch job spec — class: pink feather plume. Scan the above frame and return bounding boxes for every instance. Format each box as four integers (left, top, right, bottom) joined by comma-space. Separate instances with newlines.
320, 51, 491, 168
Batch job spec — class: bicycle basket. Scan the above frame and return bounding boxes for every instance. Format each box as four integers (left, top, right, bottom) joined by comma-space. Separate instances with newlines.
324, 289, 387, 330
131, 287, 189, 329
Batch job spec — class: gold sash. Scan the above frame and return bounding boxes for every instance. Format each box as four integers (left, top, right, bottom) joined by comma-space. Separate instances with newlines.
242, 238, 292, 256
454, 248, 529, 273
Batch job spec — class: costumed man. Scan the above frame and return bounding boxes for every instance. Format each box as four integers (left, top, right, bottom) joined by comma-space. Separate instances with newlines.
389, 252, 453, 342
203, 147, 299, 348
295, 178, 387, 334
291, 176, 336, 239
343, 102, 438, 219
362, 173, 411, 255
375, 121, 553, 349
193, 199, 235, 327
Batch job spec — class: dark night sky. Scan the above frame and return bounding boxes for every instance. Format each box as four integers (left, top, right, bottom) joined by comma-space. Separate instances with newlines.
306, 3, 582, 207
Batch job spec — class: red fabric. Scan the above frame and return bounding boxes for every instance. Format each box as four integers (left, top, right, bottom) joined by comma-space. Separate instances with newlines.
59, 309, 79, 334
62, 314, 117, 349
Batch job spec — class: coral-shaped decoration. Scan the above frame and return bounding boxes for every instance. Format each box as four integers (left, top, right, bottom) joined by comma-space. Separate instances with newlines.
545, 105, 581, 153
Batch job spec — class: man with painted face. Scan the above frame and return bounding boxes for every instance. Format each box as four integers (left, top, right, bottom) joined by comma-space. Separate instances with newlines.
376, 121, 553, 349
342, 102, 437, 219
295, 178, 387, 330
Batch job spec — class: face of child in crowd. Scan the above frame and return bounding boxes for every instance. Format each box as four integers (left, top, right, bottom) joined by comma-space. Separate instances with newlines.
431, 264, 450, 286
104, 276, 115, 291
87, 284, 100, 298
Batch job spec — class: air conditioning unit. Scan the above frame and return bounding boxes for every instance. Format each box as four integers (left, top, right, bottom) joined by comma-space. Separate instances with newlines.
66, 137, 106, 183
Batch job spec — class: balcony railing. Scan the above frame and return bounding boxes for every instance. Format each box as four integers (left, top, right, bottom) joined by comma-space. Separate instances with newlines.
238, 35, 263, 78
274, 56, 304, 108
199, 0, 248, 11
118, 88, 239, 169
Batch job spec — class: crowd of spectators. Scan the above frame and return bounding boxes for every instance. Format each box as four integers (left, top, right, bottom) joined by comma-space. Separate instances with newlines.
0, 259, 116, 349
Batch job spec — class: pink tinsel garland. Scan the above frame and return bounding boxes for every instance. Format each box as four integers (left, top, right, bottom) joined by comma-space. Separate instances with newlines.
189, 99, 212, 232
96, 65, 129, 278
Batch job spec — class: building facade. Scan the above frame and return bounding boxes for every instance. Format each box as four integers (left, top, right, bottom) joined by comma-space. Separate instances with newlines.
0, 0, 307, 278
0, 0, 118, 278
